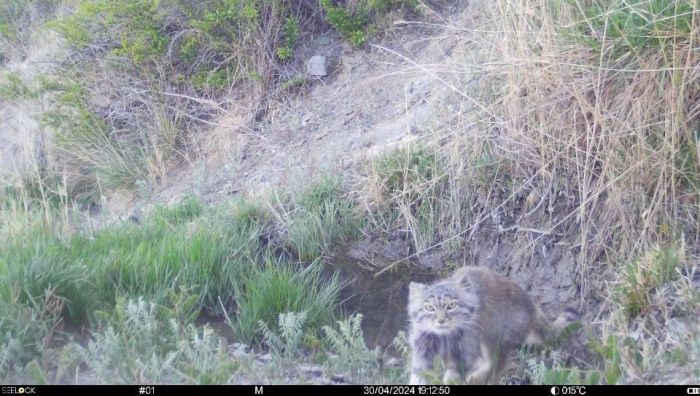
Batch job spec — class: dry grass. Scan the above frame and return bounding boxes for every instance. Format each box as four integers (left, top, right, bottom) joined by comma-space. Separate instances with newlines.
486, 0, 699, 293
365, 0, 699, 296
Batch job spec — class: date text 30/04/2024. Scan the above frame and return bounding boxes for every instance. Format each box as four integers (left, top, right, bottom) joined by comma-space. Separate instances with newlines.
362, 386, 451, 395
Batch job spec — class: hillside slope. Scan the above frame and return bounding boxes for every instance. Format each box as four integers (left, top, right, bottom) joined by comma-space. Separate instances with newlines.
1, 0, 698, 385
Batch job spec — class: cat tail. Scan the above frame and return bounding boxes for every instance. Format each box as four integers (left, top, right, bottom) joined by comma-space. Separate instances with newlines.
525, 306, 580, 350
543, 306, 581, 348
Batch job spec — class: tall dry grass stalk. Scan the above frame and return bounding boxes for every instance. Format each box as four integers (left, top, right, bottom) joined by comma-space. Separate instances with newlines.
486, 0, 699, 286
365, 0, 699, 299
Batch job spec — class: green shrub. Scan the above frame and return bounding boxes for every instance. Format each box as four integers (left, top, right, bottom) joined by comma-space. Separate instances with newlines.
276, 16, 299, 60
322, 313, 382, 382
0, 0, 58, 49
321, 0, 419, 47
619, 241, 684, 318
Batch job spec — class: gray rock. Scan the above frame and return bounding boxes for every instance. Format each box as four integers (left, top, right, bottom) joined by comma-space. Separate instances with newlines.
308, 55, 327, 76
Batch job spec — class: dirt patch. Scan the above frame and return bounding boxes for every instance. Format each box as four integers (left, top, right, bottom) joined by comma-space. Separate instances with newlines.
331, 247, 438, 348
130, 0, 487, 205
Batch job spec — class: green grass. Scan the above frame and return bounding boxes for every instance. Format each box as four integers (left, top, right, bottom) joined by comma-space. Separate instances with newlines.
276, 177, 363, 262
0, 195, 265, 377
571, 0, 697, 59
1, 196, 265, 323
0, 183, 363, 380
230, 257, 346, 344
0, 72, 35, 100
618, 241, 685, 318
373, 146, 440, 195
367, 145, 448, 252
39, 77, 148, 196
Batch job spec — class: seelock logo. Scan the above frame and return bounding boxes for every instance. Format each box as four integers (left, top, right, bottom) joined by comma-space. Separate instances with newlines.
2, 387, 36, 395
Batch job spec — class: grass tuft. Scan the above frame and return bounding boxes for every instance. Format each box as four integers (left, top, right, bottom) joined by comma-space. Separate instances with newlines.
231, 257, 345, 344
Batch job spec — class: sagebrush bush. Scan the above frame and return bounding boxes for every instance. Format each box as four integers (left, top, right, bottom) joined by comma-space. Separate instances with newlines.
66, 297, 238, 384
322, 313, 383, 382
259, 311, 308, 359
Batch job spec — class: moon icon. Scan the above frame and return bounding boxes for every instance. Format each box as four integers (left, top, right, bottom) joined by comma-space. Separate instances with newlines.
550, 386, 560, 395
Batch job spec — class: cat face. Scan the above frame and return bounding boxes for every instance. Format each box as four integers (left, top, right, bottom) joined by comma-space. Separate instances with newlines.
408, 280, 479, 336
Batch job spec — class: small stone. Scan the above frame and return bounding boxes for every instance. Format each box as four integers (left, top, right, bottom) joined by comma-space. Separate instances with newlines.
308, 55, 327, 76
317, 36, 331, 45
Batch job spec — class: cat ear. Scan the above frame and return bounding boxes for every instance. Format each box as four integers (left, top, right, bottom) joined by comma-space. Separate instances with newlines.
457, 271, 474, 290
408, 282, 425, 297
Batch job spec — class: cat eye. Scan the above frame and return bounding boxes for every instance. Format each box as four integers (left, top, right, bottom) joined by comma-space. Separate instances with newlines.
446, 301, 458, 311
423, 302, 436, 312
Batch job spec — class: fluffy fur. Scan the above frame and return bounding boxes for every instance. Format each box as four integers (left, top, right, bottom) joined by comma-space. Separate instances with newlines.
407, 266, 576, 384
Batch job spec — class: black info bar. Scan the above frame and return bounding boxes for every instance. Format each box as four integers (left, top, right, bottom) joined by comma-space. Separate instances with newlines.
2, 385, 699, 396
